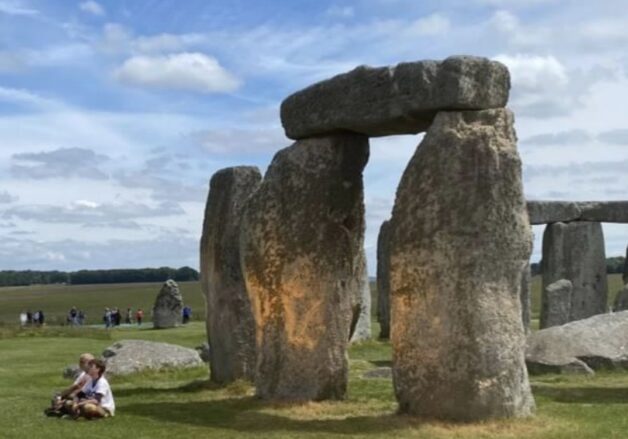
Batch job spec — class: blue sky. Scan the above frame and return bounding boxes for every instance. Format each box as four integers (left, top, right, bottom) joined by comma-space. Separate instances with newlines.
0, 0, 627, 272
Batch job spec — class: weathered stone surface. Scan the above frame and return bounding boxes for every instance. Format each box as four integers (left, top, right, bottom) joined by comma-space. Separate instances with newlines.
542, 222, 608, 322
152, 279, 183, 329
281, 56, 510, 139
390, 109, 534, 421
376, 220, 391, 339
540, 279, 573, 329
102, 340, 203, 376
200, 166, 261, 384
195, 342, 211, 363
527, 200, 628, 224
350, 249, 372, 342
521, 262, 531, 333
527, 201, 581, 225
526, 311, 628, 375
613, 284, 628, 311
240, 133, 369, 401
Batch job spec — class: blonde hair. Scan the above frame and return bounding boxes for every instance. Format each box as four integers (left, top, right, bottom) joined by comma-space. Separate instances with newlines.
79, 353, 95, 365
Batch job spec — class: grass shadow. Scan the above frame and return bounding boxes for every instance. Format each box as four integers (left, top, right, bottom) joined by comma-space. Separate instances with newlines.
533, 385, 628, 404
369, 360, 392, 368
123, 397, 418, 435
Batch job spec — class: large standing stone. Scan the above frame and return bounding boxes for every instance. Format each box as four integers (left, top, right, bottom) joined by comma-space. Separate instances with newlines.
200, 166, 261, 383
350, 249, 372, 342
152, 279, 183, 329
613, 284, 628, 311
520, 262, 531, 333
541, 222, 608, 321
623, 245, 628, 284
281, 56, 510, 139
390, 109, 534, 421
540, 279, 573, 329
376, 220, 391, 339
240, 133, 369, 401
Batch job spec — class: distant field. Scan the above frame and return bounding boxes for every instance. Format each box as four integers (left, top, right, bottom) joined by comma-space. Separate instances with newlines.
0, 281, 205, 326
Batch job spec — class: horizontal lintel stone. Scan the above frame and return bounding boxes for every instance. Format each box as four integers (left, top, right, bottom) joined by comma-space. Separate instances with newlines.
280, 56, 510, 139
527, 201, 628, 225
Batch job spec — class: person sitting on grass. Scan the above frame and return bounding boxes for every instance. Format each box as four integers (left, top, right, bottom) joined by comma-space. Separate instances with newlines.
45, 353, 94, 417
72, 359, 115, 419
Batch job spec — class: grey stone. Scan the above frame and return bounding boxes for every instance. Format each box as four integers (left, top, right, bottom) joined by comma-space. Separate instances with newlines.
542, 222, 608, 322
527, 200, 628, 224
350, 249, 372, 342
540, 279, 573, 329
527, 201, 581, 225
102, 340, 203, 376
62, 365, 81, 380
281, 56, 510, 139
520, 262, 531, 333
195, 342, 211, 363
613, 284, 628, 312
624, 245, 628, 284
376, 220, 391, 339
526, 311, 628, 374
152, 279, 183, 329
389, 109, 534, 421
200, 166, 261, 384
240, 133, 369, 401
362, 367, 392, 379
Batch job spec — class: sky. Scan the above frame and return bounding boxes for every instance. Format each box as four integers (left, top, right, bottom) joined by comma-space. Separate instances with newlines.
0, 0, 627, 273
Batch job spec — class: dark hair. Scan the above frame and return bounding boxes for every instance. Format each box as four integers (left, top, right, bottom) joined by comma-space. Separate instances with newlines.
89, 359, 106, 377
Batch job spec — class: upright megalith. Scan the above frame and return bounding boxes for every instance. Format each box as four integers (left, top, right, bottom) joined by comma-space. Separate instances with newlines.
542, 222, 608, 322
153, 279, 183, 329
240, 133, 369, 401
281, 56, 510, 139
390, 109, 534, 421
540, 279, 573, 329
350, 250, 372, 343
623, 245, 628, 284
200, 166, 261, 383
376, 220, 391, 339
520, 262, 532, 333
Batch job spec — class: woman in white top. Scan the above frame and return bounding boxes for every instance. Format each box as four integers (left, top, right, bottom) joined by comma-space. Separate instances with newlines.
76, 359, 115, 418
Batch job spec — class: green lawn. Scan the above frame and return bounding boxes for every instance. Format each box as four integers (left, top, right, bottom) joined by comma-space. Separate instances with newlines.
1, 322, 628, 438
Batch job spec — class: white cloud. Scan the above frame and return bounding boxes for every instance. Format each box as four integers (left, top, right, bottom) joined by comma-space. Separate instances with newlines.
79, 0, 104, 16
0, 190, 19, 203
407, 13, 450, 36
0, 0, 38, 16
113, 53, 240, 93
495, 53, 568, 91
326, 6, 354, 18
101, 23, 205, 55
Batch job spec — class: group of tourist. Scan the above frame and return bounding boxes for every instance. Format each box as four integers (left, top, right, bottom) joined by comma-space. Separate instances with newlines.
66, 306, 86, 325
103, 307, 144, 328
19, 310, 45, 326
45, 353, 115, 420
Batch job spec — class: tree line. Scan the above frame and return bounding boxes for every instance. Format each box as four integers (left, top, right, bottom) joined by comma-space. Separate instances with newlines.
0, 266, 199, 287
530, 256, 625, 276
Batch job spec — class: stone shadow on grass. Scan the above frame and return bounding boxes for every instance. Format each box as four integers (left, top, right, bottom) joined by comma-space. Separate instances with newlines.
533, 385, 628, 404
114, 379, 229, 398
123, 397, 416, 435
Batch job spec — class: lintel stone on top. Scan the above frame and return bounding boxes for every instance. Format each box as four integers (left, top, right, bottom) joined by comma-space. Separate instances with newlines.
280, 56, 510, 139
527, 201, 628, 225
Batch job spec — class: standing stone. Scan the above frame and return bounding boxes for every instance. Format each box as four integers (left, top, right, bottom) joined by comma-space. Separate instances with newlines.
350, 249, 371, 342
520, 262, 532, 333
390, 109, 534, 421
152, 279, 183, 329
541, 222, 608, 321
240, 133, 369, 401
623, 245, 628, 285
376, 220, 392, 339
200, 166, 261, 383
540, 279, 573, 329
613, 284, 628, 311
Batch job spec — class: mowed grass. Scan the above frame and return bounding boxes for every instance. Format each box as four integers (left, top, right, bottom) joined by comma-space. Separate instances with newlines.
0, 281, 205, 325
1, 322, 628, 439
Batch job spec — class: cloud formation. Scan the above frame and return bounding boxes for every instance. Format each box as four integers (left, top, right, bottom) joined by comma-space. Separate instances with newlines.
11, 147, 110, 180
79, 1, 104, 16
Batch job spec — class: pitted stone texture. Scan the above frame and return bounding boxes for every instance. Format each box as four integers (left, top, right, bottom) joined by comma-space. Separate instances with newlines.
390, 109, 534, 421
527, 200, 628, 224
540, 279, 573, 329
102, 340, 203, 376
376, 220, 391, 339
152, 279, 183, 329
526, 311, 628, 375
281, 56, 510, 139
541, 222, 608, 322
520, 262, 531, 333
200, 166, 261, 384
613, 284, 628, 311
240, 133, 369, 401
350, 249, 372, 342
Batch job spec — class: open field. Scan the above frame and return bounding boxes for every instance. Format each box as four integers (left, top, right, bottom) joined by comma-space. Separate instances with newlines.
2, 321, 628, 438
0, 274, 624, 326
